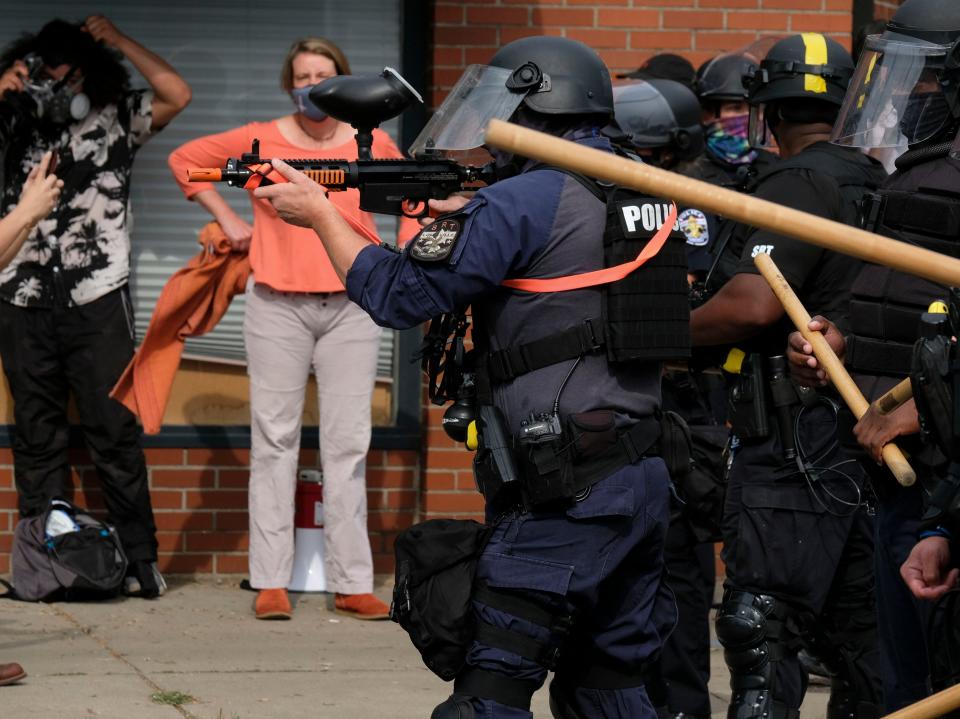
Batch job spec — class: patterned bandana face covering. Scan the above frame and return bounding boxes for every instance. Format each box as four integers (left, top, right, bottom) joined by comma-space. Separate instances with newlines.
704, 113, 757, 166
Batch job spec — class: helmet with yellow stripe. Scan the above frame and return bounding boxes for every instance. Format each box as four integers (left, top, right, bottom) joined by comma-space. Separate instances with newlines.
744, 33, 854, 148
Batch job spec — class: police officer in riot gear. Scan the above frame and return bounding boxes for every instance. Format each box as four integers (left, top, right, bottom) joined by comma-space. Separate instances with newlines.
255, 36, 687, 719
690, 33, 886, 719
788, 1, 960, 708
611, 78, 718, 719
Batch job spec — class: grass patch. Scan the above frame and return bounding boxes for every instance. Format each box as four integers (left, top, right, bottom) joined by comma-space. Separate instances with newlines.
151, 690, 195, 706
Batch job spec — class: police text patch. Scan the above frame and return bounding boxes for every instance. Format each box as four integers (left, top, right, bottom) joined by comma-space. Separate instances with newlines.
678, 208, 709, 246
409, 218, 462, 262
617, 201, 680, 238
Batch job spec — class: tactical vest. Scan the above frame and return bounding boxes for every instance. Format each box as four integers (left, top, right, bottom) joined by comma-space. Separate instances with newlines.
706, 143, 884, 297
485, 177, 690, 385
846, 152, 960, 378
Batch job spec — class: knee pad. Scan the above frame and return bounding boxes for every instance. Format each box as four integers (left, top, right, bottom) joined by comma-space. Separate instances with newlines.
716, 591, 800, 719
431, 694, 476, 719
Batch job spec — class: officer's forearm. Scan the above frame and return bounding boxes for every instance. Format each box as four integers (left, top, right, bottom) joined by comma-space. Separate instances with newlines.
309, 202, 369, 285
691, 273, 784, 346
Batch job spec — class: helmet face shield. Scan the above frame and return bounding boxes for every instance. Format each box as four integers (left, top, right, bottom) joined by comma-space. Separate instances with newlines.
408, 65, 527, 163
748, 103, 778, 150
833, 35, 954, 148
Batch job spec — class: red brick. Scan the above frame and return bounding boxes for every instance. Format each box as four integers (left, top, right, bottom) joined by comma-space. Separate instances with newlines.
759, 0, 819, 6
152, 469, 216, 488
144, 448, 184, 465
598, 9, 660, 28
598, 49, 651, 70
156, 532, 185, 553
727, 11, 790, 30
382, 449, 417, 468
0, 449, 13, 464
215, 554, 249, 575
366, 468, 415, 489
500, 26, 565, 44
153, 511, 214, 532
425, 447, 476, 471
186, 532, 248, 552
184, 490, 248, 510
185, 448, 249, 467
148, 490, 184, 510
441, 27, 499, 46
466, 6, 529, 25
434, 47, 464, 66
435, 3, 465, 24
424, 471, 456, 491
214, 511, 249, 531
383, 490, 418, 510
700, 0, 759, 6
663, 10, 724, 29
0, 468, 12, 489
368, 511, 415, 532
423, 492, 485, 514
695, 32, 760, 50
218, 469, 249, 488
0, 514, 8, 531
0, 555, 8, 574
790, 13, 851, 32
630, 31, 692, 50
566, 28, 629, 48
531, 8, 596, 27
464, 46, 500, 65
373, 553, 396, 574
159, 553, 213, 573
566, 0, 630, 4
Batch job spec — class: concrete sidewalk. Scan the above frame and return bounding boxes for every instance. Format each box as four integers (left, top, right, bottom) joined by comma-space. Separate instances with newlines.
0, 578, 829, 718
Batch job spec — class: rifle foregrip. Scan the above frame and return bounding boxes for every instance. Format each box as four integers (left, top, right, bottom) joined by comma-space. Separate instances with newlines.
187, 168, 223, 182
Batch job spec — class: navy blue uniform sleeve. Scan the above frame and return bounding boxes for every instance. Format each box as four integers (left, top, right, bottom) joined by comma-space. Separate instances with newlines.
734, 170, 836, 289
345, 170, 567, 329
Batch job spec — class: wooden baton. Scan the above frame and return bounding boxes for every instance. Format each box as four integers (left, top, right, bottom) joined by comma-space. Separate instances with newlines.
484, 120, 960, 287
874, 378, 914, 416
881, 683, 960, 719
754, 253, 916, 486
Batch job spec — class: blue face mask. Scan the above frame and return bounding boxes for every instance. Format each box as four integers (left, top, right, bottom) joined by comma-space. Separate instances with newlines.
291, 85, 328, 122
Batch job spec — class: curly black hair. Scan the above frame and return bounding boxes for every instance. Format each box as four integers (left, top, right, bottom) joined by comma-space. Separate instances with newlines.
0, 19, 130, 109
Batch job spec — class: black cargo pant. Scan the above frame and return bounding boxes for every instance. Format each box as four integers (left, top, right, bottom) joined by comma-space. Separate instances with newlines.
722, 401, 881, 712
0, 287, 157, 563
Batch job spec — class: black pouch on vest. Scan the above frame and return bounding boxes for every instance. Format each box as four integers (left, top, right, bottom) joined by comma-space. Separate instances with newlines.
566, 410, 618, 462
658, 410, 693, 479
391, 518, 493, 681
729, 354, 770, 439
678, 423, 729, 542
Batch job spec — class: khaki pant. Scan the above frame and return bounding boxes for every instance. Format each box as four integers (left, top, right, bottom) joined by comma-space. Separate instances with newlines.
244, 282, 380, 593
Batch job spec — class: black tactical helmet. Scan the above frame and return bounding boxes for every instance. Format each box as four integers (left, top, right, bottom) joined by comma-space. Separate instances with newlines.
612, 79, 704, 161
746, 33, 854, 107
696, 53, 756, 103
886, 0, 960, 46
488, 36, 614, 117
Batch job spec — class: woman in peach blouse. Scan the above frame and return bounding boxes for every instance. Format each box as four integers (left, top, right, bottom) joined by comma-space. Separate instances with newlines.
169, 37, 412, 621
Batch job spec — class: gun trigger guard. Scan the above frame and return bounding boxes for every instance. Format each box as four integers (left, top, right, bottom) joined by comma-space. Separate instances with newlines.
401, 199, 428, 219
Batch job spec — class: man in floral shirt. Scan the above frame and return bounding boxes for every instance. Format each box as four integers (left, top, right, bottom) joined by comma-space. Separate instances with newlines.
0, 16, 190, 597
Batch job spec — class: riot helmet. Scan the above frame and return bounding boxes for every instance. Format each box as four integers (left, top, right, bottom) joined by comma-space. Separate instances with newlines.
833, 0, 960, 149
697, 53, 755, 103
745, 33, 855, 148
618, 53, 696, 91
408, 36, 612, 163
611, 78, 704, 166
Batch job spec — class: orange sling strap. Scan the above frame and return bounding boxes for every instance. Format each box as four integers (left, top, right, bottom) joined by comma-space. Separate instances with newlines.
501, 203, 679, 293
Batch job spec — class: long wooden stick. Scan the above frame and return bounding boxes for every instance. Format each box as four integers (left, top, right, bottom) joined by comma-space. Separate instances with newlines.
484, 120, 960, 287
754, 253, 916, 486
882, 684, 960, 719
874, 378, 914, 416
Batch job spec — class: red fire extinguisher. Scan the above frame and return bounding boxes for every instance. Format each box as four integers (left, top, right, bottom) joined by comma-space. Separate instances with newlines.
289, 469, 326, 592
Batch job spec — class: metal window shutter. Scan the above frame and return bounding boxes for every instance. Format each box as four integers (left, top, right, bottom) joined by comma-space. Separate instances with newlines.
0, 1, 403, 378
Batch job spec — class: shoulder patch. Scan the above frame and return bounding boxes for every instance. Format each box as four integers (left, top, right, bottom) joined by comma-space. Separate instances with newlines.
408, 218, 462, 262
678, 208, 710, 247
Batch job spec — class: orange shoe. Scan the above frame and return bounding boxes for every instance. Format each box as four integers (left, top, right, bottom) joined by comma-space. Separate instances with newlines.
334, 593, 390, 620
254, 588, 292, 620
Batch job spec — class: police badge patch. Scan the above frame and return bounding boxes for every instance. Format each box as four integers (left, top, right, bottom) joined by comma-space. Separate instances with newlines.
678, 208, 709, 247
409, 218, 462, 262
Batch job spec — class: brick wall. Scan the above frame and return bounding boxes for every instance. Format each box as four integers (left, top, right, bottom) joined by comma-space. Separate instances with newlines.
874, 0, 903, 19
432, 0, 860, 107
0, 446, 419, 576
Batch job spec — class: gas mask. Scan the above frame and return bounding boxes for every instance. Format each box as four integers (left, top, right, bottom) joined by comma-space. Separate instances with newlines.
21, 53, 90, 125
291, 85, 329, 122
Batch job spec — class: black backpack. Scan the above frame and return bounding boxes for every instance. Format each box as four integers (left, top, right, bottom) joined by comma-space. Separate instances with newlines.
391, 518, 492, 680
1, 499, 128, 602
